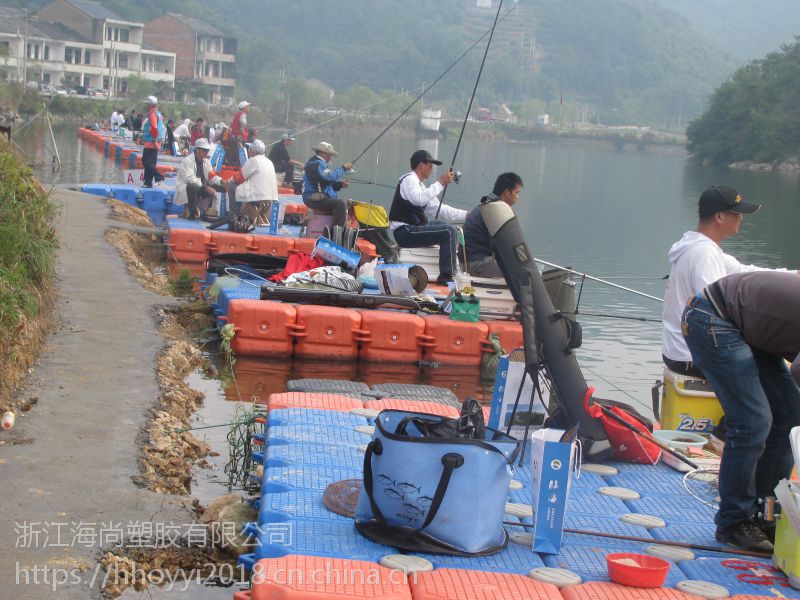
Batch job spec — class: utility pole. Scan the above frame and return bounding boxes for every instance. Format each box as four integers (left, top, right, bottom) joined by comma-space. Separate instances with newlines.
22, 8, 28, 87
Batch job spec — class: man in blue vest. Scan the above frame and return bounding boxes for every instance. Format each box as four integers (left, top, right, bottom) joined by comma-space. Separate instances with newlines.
302, 141, 353, 227
389, 150, 464, 285
141, 95, 165, 188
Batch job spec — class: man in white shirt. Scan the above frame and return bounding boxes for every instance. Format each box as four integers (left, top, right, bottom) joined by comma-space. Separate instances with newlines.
662, 185, 791, 376
389, 150, 464, 285
110, 108, 125, 132
229, 139, 278, 224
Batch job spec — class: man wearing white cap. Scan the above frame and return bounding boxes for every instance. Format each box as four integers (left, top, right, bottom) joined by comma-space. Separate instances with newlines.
142, 95, 166, 188
229, 139, 278, 224
173, 138, 224, 219
230, 101, 251, 142
173, 118, 192, 153
268, 133, 304, 188
302, 141, 353, 227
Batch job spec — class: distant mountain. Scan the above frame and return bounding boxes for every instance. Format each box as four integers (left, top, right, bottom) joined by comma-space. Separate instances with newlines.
3, 0, 741, 127
652, 0, 800, 61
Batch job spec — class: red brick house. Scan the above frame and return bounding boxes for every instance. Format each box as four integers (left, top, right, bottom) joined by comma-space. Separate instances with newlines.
144, 13, 236, 104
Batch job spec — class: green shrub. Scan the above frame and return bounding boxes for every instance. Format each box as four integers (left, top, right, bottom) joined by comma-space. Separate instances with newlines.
0, 143, 58, 341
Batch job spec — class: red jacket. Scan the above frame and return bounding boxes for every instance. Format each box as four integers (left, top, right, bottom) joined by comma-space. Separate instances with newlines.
230, 110, 248, 141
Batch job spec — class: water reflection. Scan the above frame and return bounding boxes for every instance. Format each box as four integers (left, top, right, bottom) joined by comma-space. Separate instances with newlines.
223, 357, 494, 405
17, 122, 800, 419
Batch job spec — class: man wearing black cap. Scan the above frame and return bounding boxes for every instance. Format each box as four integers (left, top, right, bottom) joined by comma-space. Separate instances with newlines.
268, 133, 303, 187
682, 271, 800, 552
389, 150, 464, 285
661, 185, 791, 378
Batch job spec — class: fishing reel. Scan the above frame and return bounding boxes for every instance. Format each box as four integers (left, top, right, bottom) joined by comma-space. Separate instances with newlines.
452, 169, 463, 183
346, 166, 358, 175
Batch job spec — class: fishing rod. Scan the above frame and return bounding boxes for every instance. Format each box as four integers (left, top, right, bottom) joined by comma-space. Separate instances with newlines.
434, 0, 505, 220
501, 523, 772, 559
260, 88, 427, 149
350, 6, 516, 166
535, 257, 664, 303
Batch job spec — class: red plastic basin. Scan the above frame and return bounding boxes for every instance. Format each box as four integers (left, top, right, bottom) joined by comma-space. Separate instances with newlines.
606, 553, 670, 588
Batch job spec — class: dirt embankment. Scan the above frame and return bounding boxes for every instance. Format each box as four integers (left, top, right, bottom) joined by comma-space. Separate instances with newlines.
102, 201, 255, 596
103, 200, 218, 495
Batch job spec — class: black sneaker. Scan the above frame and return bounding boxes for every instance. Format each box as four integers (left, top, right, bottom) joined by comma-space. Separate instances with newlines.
756, 518, 776, 544
435, 273, 454, 286
716, 519, 774, 553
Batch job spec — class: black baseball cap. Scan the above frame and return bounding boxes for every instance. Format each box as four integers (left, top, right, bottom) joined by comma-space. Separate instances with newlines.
410, 149, 442, 169
698, 185, 761, 217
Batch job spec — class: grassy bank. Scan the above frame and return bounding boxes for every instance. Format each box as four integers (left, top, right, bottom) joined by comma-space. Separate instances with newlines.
0, 140, 58, 411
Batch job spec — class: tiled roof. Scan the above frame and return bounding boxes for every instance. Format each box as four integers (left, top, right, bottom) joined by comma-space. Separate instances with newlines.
66, 0, 123, 21
166, 13, 225, 37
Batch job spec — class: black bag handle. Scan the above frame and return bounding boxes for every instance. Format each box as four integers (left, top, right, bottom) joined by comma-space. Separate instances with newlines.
362, 438, 463, 537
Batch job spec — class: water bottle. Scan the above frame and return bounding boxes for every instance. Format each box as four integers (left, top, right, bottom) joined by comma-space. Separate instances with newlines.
1, 411, 15, 430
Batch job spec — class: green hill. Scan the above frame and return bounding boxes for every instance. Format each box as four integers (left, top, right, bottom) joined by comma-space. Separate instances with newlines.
686, 37, 800, 164
5, 0, 738, 127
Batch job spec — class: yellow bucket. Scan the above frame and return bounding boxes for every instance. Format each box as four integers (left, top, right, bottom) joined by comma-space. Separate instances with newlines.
353, 202, 388, 228
659, 368, 723, 433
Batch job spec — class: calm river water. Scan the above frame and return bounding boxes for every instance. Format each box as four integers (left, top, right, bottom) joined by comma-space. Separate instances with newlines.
17, 122, 800, 417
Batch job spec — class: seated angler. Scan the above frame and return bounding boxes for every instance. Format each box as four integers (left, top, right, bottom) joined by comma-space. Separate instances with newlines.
302, 141, 353, 227
389, 150, 464, 285
228, 139, 279, 223
464, 172, 523, 278
268, 133, 304, 188
173, 138, 225, 220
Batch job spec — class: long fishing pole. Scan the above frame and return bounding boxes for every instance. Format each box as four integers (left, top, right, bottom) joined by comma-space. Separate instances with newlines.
501, 523, 771, 559
260, 88, 426, 148
535, 257, 664, 303
434, 0, 505, 220
350, 6, 516, 166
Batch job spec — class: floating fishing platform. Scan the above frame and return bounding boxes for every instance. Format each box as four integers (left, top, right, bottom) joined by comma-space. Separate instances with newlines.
228, 378, 797, 600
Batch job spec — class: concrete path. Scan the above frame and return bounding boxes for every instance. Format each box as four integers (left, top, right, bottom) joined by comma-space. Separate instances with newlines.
0, 189, 191, 599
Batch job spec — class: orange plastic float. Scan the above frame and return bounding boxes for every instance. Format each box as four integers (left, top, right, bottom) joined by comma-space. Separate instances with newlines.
248, 234, 294, 257
355, 311, 427, 363
268, 392, 364, 411
410, 568, 563, 600
292, 238, 318, 254
485, 321, 524, 355
421, 316, 488, 366
207, 231, 254, 254
364, 399, 459, 417
290, 305, 362, 360
561, 582, 698, 600
165, 221, 212, 262
226, 299, 296, 357
247, 556, 412, 600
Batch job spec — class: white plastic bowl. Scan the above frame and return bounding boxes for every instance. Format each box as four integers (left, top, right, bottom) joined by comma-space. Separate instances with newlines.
653, 430, 707, 449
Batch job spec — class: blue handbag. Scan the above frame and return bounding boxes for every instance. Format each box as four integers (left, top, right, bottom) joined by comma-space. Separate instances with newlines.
354, 407, 519, 555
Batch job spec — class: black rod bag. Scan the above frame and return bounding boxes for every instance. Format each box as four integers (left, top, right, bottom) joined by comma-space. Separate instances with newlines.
480, 199, 611, 460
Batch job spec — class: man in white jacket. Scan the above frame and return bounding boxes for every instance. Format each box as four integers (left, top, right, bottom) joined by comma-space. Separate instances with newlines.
229, 139, 278, 224
388, 150, 464, 285
662, 185, 793, 377
173, 138, 224, 220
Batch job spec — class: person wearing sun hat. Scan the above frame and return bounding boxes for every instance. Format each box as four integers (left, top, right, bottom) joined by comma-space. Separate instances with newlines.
230, 100, 251, 142
173, 138, 224, 219
301, 141, 353, 227
269, 132, 304, 187
661, 185, 796, 380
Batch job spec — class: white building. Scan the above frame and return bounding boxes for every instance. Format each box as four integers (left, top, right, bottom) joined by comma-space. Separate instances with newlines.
0, 1, 175, 94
